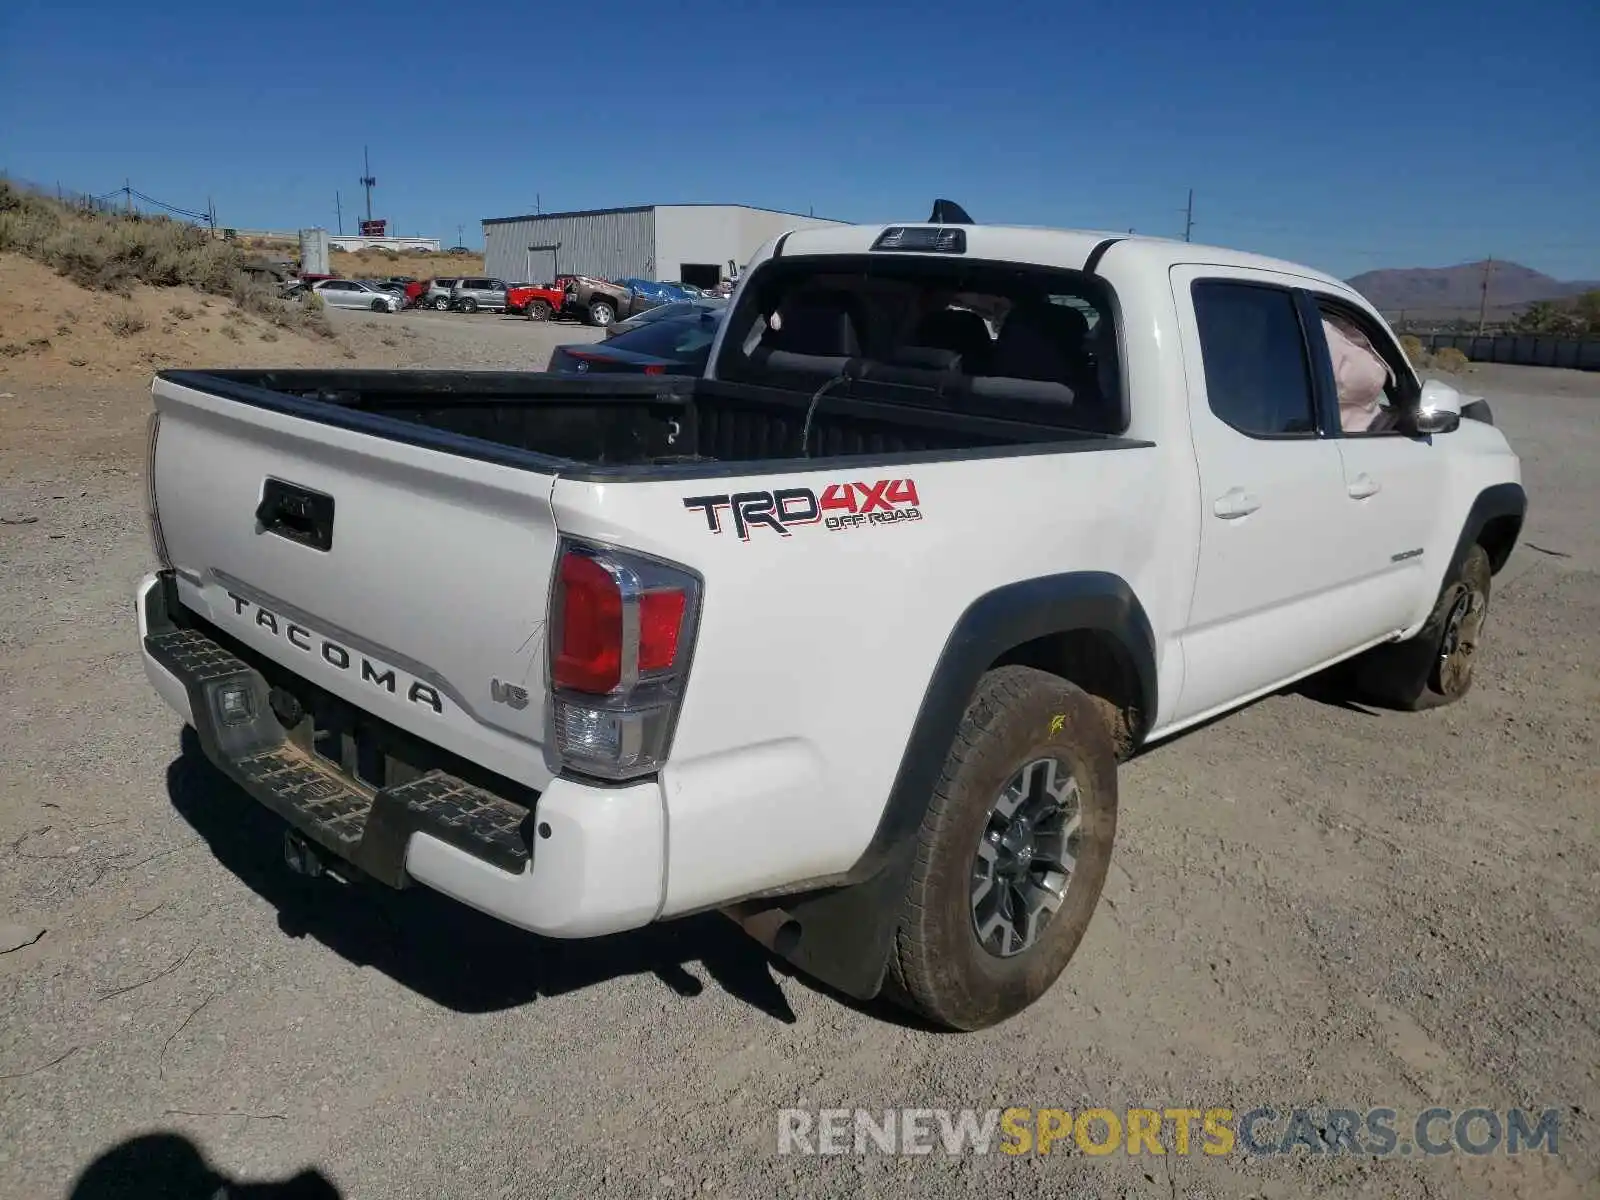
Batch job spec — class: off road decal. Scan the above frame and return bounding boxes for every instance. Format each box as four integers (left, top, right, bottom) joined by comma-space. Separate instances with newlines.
683, 479, 923, 540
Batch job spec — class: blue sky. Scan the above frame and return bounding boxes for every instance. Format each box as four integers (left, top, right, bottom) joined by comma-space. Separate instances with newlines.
2, 0, 1596, 281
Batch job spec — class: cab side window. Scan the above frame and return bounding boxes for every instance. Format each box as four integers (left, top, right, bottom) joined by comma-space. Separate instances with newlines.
1191, 281, 1318, 437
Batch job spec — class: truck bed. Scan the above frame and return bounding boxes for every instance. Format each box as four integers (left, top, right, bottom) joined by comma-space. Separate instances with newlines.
158, 369, 1142, 481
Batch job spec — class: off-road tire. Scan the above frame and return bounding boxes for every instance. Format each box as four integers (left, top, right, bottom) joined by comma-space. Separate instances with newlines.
588, 300, 616, 327
525, 299, 551, 321
1351, 543, 1493, 711
889, 666, 1118, 1031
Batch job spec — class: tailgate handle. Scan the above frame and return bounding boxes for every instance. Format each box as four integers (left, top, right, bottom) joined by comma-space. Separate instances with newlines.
255, 479, 335, 552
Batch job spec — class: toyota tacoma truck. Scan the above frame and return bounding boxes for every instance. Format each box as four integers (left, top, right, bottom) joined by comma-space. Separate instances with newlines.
136, 210, 1524, 1030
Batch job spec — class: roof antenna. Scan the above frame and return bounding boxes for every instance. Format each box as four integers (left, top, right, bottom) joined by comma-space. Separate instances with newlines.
928, 198, 973, 224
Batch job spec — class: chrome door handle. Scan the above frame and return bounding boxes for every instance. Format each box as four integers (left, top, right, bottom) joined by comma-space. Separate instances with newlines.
1347, 474, 1382, 500
1212, 488, 1262, 519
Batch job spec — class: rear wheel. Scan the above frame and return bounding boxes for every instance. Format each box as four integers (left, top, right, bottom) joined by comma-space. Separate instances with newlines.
458, 297, 479, 314
588, 300, 615, 327
889, 666, 1117, 1031
1350, 543, 1493, 710
525, 299, 551, 322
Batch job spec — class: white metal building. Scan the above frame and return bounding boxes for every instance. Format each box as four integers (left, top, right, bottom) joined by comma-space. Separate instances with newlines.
482, 204, 845, 288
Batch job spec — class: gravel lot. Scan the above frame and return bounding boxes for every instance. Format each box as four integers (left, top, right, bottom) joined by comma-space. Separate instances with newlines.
1, 318, 1596, 1199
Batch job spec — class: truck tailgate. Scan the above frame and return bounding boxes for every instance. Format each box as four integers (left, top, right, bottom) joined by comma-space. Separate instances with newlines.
149, 373, 561, 787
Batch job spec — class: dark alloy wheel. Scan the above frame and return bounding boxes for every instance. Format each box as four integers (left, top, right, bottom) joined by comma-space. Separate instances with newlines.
970, 756, 1084, 958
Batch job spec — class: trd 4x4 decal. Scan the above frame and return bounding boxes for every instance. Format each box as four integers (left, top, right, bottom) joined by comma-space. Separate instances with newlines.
684, 479, 923, 540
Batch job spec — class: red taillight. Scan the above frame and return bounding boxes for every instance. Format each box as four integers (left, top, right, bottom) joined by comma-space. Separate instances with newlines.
638, 589, 686, 670
552, 550, 690, 693
553, 553, 623, 693
642, 364, 665, 375
548, 542, 700, 780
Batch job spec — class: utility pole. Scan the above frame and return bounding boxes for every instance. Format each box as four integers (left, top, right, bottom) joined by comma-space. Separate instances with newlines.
1477, 256, 1495, 335
125, 179, 132, 215
1183, 188, 1194, 242
536, 192, 541, 215
360, 146, 376, 224
335, 192, 343, 234
457, 224, 464, 248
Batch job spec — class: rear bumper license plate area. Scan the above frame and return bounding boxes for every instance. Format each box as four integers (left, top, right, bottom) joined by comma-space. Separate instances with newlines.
141, 572, 537, 887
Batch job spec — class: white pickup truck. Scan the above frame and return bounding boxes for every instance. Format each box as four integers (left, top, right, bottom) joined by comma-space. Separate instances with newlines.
137, 209, 1524, 1030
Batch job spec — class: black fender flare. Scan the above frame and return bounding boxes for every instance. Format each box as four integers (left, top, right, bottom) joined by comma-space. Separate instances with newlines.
761, 572, 1157, 1001
1443, 482, 1526, 583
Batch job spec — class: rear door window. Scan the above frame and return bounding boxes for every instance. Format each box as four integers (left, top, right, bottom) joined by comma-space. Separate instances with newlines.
1190, 281, 1318, 437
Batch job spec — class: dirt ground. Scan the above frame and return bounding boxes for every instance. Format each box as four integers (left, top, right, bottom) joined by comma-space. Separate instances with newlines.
0, 325, 1595, 1199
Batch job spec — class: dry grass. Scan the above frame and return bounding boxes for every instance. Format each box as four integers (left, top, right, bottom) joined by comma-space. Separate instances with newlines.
1, 182, 247, 294
329, 247, 483, 279
105, 309, 148, 337
0, 252, 361, 386
0, 182, 336, 340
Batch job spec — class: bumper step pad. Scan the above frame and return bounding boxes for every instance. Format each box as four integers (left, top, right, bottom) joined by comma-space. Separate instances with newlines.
145, 607, 532, 888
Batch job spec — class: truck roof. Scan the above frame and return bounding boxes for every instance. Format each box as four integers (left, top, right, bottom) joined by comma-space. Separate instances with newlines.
770, 221, 1356, 300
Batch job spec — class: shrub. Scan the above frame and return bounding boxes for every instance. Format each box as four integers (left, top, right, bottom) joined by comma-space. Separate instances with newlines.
0, 181, 322, 341
1431, 347, 1470, 373
221, 323, 243, 341
105, 309, 148, 337
169, 304, 194, 321
1398, 335, 1425, 366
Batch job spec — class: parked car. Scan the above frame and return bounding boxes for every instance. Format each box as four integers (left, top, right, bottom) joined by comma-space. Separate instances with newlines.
400, 280, 430, 309
547, 308, 724, 374
603, 297, 725, 340
449, 277, 511, 314
563, 275, 648, 327
616, 278, 692, 307
134, 204, 1524, 1031
421, 278, 463, 310
310, 279, 400, 312
506, 282, 566, 322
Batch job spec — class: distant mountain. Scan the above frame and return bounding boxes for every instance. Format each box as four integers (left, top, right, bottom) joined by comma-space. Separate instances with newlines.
1347, 260, 1600, 314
